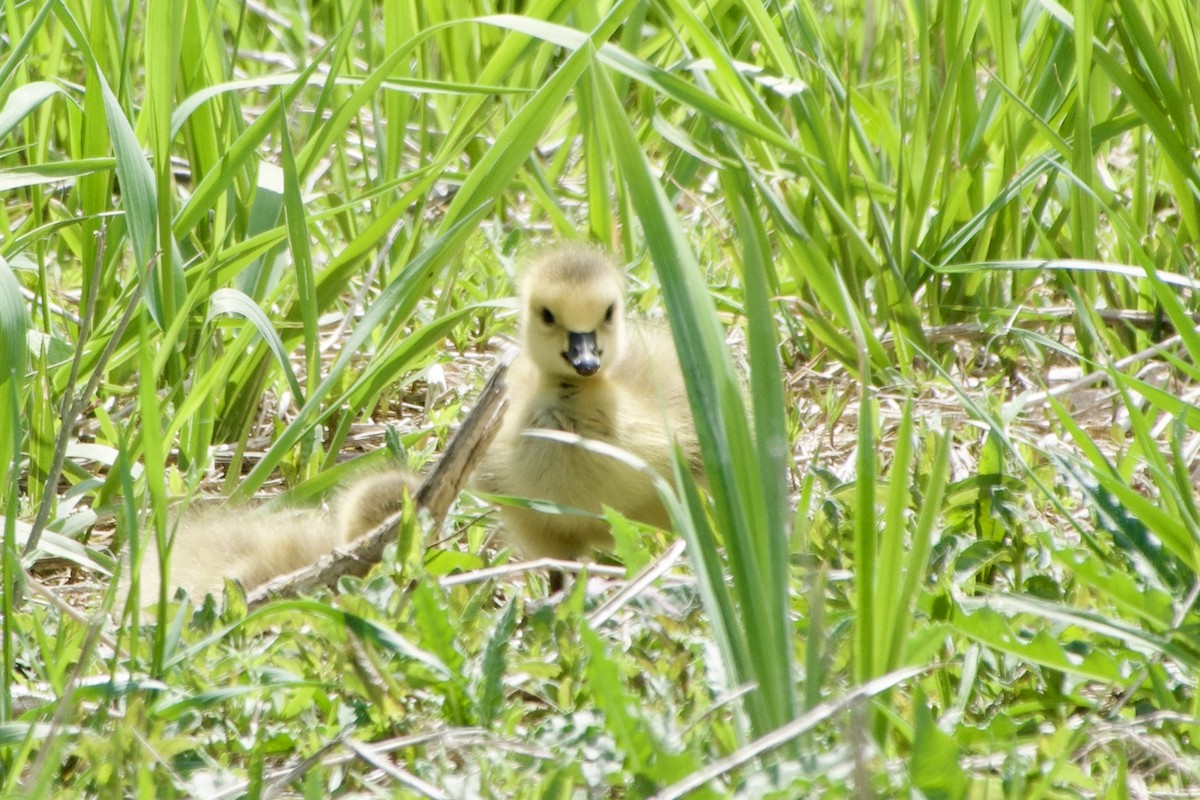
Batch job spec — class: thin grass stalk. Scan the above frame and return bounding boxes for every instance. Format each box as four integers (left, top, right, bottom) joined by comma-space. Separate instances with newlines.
294, 5, 402, 180
0, 379, 18, 729
114, 428, 144, 660
0, 260, 29, 398
71, 5, 113, 316
1094, 4, 1200, 239
436, 22, 594, 233
872, 402, 913, 680
171, 44, 333, 237
177, 0, 227, 203
145, 0, 183, 318
986, 0, 1024, 265
227, 208, 489, 501
99, 76, 166, 331
0, 1, 57, 92
887, 429, 950, 670
912, 0, 985, 267
136, 313, 172, 676
280, 125, 319, 408
802, 563, 826, 715
0, 250, 28, 742
435, 0, 569, 160
23, 247, 143, 560
1071, 0, 1097, 263
21, 236, 101, 560
19, 613, 111, 798
852, 385, 878, 688
301, 0, 365, 151
381, 0, 415, 185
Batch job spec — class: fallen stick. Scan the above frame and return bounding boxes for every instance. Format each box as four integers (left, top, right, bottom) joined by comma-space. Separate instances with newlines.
245, 355, 511, 610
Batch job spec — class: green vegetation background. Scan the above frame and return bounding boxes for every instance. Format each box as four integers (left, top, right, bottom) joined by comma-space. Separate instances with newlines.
1, 0, 1200, 796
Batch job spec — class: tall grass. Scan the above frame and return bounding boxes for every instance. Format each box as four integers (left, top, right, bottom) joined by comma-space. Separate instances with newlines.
1, 0, 1199, 794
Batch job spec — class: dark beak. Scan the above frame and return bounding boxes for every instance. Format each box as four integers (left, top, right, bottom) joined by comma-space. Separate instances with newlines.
564, 331, 601, 376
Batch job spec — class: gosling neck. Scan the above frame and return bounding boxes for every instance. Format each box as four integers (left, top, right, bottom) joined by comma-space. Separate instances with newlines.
539, 369, 611, 395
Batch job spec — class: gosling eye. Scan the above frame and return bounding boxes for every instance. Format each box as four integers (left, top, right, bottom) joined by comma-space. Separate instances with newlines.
604, 304, 614, 323
540, 307, 556, 325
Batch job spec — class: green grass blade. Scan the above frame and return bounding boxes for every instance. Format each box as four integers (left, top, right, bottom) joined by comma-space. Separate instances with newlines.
590, 55, 796, 736
278, 125, 317, 404
0, 257, 27, 386
0, 0, 56, 90
0, 82, 61, 141
228, 206, 488, 501
852, 385, 878, 687
0, 255, 28, 725
205, 289, 305, 403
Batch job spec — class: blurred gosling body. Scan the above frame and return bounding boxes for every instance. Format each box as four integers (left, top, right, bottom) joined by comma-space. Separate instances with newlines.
126, 469, 416, 607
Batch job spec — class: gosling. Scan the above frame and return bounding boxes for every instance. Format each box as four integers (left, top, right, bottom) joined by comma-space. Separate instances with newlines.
124, 469, 416, 607
476, 244, 700, 567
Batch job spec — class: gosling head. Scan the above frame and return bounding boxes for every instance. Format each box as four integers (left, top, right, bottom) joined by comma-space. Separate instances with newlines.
519, 245, 626, 380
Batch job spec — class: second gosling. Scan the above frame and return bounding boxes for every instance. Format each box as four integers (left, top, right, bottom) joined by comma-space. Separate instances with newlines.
124, 469, 417, 608
477, 245, 700, 564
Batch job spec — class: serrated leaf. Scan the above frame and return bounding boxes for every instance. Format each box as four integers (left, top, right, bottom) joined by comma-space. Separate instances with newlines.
1055, 454, 1190, 590
580, 624, 695, 784
910, 689, 968, 800
476, 597, 519, 726
953, 540, 1008, 581
581, 624, 648, 770
409, 579, 462, 674
954, 604, 1132, 684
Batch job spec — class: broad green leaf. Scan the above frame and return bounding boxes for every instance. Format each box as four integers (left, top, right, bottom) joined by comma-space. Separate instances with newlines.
954, 603, 1150, 684
0, 257, 28, 384
0, 82, 62, 140
207, 288, 305, 404
910, 690, 969, 800
97, 76, 158, 282
0, 159, 116, 192
591, 54, 796, 736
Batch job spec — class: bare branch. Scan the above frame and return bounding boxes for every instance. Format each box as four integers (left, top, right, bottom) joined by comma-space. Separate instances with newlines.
244, 354, 511, 609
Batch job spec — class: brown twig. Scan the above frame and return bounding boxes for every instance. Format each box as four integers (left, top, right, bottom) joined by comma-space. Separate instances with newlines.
881, 306, 1200, 347
1016, 324, 1199, 408
244, 354, 511, 609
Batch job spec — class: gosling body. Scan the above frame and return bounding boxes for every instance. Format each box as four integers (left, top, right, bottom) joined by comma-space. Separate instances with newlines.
125, 469, 416, 607
478, 245, 699, 561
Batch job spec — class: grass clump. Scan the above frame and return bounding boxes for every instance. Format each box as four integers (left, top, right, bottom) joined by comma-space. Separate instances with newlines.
1, 0, 1200, 796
